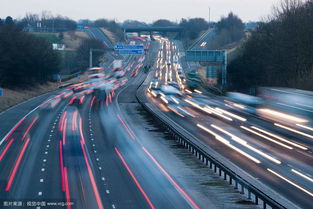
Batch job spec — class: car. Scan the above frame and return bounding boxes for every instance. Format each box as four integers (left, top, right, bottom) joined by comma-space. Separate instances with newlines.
40, 96, 61, 111
160, 85, 182, 96
168, 81, 180, 90
149, 79, 160, 90
69, 94, 85, 106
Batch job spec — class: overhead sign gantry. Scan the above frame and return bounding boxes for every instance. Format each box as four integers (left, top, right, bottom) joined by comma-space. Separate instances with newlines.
186, 50, 227, 90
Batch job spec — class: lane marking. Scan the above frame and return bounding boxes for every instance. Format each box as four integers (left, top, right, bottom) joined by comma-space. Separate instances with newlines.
81, 141, 104, 209
142, 147, 201, 209
6, 138, 31, 191
115, 147, 155, 209
116, 114, 136, 140
267, 168, 313, 197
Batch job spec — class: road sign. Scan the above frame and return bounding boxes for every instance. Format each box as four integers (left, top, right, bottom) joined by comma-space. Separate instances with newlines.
114, 44, 144, 50
206, 66, 218, 79
186, 50, 227, 89
118, 49, 144, 55
115, 42, 123, 49
0, 88, 3, 96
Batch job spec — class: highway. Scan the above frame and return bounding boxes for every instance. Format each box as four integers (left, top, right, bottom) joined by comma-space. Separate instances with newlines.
1, 34, 312, 209
144, 36, 313, 208
0, 38, 211, 209
189, 29, 216, 50
86, 27, 115, 49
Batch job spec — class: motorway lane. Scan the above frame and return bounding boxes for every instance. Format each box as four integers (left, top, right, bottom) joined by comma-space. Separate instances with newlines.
86, 28, 114, 49
0, 94, 70, 207
0, 38, 203, 209
190, 29, 216, 50
0, 50, 137, 208
146, 37, 313, 208
97, 66, 198, 209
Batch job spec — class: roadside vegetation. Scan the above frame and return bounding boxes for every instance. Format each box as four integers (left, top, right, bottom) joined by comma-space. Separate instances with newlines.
228, 0, 313, 91
0, 17, 60, 88
150, 18, 210, 47
207, 12, 245, 49
0, 16, 106, 89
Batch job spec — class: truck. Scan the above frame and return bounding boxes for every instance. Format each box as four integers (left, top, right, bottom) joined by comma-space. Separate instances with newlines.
113, 60, 123, 71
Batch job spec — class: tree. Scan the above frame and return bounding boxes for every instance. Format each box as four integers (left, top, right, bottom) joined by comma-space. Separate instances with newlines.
93, 19, 123, 41
152, 19, 176, 27
75, 38, 106, 72
208, 12, 245, 49
0, 20, 60, 88
228, 0, 313, 91
94, 19, 109, 28
5, 16, 14, 25
122, 20, 148, 28
180, 18, 209, 40
19, 12, 77, 32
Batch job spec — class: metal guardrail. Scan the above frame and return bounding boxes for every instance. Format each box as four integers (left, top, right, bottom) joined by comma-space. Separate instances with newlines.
136, 87, 286, 209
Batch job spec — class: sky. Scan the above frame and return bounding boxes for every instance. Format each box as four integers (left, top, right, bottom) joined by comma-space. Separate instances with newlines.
1, 0, 278, 23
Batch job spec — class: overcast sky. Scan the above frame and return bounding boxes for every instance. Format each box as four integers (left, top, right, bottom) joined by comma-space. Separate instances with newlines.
1, 0, 278, 23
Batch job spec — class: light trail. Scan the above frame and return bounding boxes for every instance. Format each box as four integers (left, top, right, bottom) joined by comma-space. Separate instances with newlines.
241, 126, 293, 149
168, 106, 185, 117
258, 108, 308, 123
197, 124, 261, 164
291, 169, 313, 183
215, 108, 247, 121
211, 125, 281, 164
6, 137, 31, 191
59, 141, 65, 192
2, 117, 26, 142
160, 96, 169, 104
267, 168, 313, 197
194, 89, 202, 94
72, 111, 78, 131
117, 114, 136, 140
296, 124, 313, 132
62, 119, 67, 145
81, 141, 104, 209
0, 138, 14, 161
177, 106, 195, 117
90, 96, 96, 107
251, 126, 307, 150
22, 116, 39, 140
205, 106, 233, 121
142, 147, 200, 209
59, 112, 67, 131
115, 148, 155, 209
64, 167, 72, 209
274, 123, 313, 139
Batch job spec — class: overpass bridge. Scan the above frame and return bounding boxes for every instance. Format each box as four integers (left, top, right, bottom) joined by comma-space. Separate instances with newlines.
123, 26, 183, 37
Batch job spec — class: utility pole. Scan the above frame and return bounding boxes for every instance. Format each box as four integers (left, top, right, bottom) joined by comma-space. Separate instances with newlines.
209, 7, 211, 28
52, 18, 55, 33
89, 49, 93, 68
